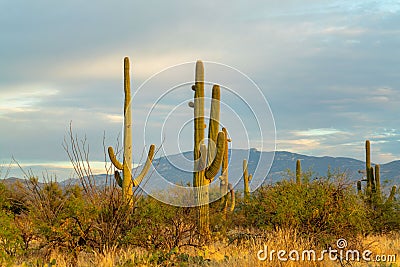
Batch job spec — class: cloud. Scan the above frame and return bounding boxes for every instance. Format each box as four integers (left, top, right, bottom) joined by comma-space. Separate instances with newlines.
104, 114, 123, 123
0, 84, 59, 114
1, 0, 400, 179
318, 26, 366, 36
50, 51, 218, 82
276, 138, 321, 153
292, 128, 346, 137
7, 160, 114, 180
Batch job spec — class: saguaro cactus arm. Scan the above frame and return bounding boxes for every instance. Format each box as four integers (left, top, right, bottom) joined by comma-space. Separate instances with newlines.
114, 171, 122, 187
370, 166, 376, 193
132, 144, 156, 187
219, 127, 234, 215
109, 143, 156, 188
108, 147, 123, 170
221, 127, 230, 175
206, 85, 221, 166
205, 131, 226, 179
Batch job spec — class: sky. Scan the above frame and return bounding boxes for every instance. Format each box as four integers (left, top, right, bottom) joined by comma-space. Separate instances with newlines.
1, 0, 400, 180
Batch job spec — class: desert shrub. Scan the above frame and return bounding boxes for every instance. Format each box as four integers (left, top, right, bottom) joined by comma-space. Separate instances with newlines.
8, 175, 139, 267
89, 186, 138, 251
236, 169, 370, 245
367, 191, 400, 234
0, 209, 24, 262
123, 196, 197, 250
24, 178, 92, 260
0, 183, 25, 265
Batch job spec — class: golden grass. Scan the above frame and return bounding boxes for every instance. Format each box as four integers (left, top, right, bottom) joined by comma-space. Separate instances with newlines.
11, 230, 399, 267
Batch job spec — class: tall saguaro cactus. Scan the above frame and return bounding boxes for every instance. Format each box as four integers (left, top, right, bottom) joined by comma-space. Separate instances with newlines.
243, 159, 252, 200
108, 57, 156, 206
191, 60, 226, 240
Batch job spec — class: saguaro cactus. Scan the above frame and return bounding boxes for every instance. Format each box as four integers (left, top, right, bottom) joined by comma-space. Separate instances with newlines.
375, 164, 381, 196
357, 180, 362, 195
358, 140, 397, 206
243, 159, 252, 200
365, 140, 376, 194
296, 159, 302, 185
387, 185, 397, 204
219, 127, 235, 216
191, 60, 226, 240
108, 57, 155, 206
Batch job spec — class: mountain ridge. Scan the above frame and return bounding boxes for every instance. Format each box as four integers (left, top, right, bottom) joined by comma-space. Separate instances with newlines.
3, 150, 399, 192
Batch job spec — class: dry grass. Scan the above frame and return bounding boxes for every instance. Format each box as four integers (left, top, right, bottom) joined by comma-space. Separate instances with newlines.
11, 230, 399, 267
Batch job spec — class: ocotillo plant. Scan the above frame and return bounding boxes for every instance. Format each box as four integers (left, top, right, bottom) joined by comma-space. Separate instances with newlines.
243, 159, 252, 200
191, 60, 226, 240
219, 127, 235, 216
296, 159, 302, 185
108, 57, 156, 206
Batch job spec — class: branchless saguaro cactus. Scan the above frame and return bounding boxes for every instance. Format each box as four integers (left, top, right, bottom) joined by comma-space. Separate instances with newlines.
243, 159, 252, 201
296, 159, 302, 185
108, 57, 155, 206
190, 60, 226, 240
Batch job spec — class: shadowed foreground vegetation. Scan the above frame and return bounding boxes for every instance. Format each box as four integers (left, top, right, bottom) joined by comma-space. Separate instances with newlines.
0, 168, 399, 266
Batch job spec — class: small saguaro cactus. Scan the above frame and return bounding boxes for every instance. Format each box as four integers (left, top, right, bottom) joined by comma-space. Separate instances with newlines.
108, 57, 156, 206
243, 159, 253, 200
296, 159, 302, 185
375, 164, 381, 196
228, 183, 235, 212
387, 185, 397, 204
219, 127, 235, 216
358, 140, 397, 206
190, 60, 226, 240
357, 180, 362, 195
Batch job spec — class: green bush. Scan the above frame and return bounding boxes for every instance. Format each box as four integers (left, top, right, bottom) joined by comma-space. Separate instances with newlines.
235, 169, 370, 245
367, 190, 400, 234
0, 166, 398, 265
123, 196, 197, 250
0, 183, 24, 264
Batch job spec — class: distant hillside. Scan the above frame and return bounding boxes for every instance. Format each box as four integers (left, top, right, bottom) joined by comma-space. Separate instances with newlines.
3, 150, 399, 192
140, 149, 399, 192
